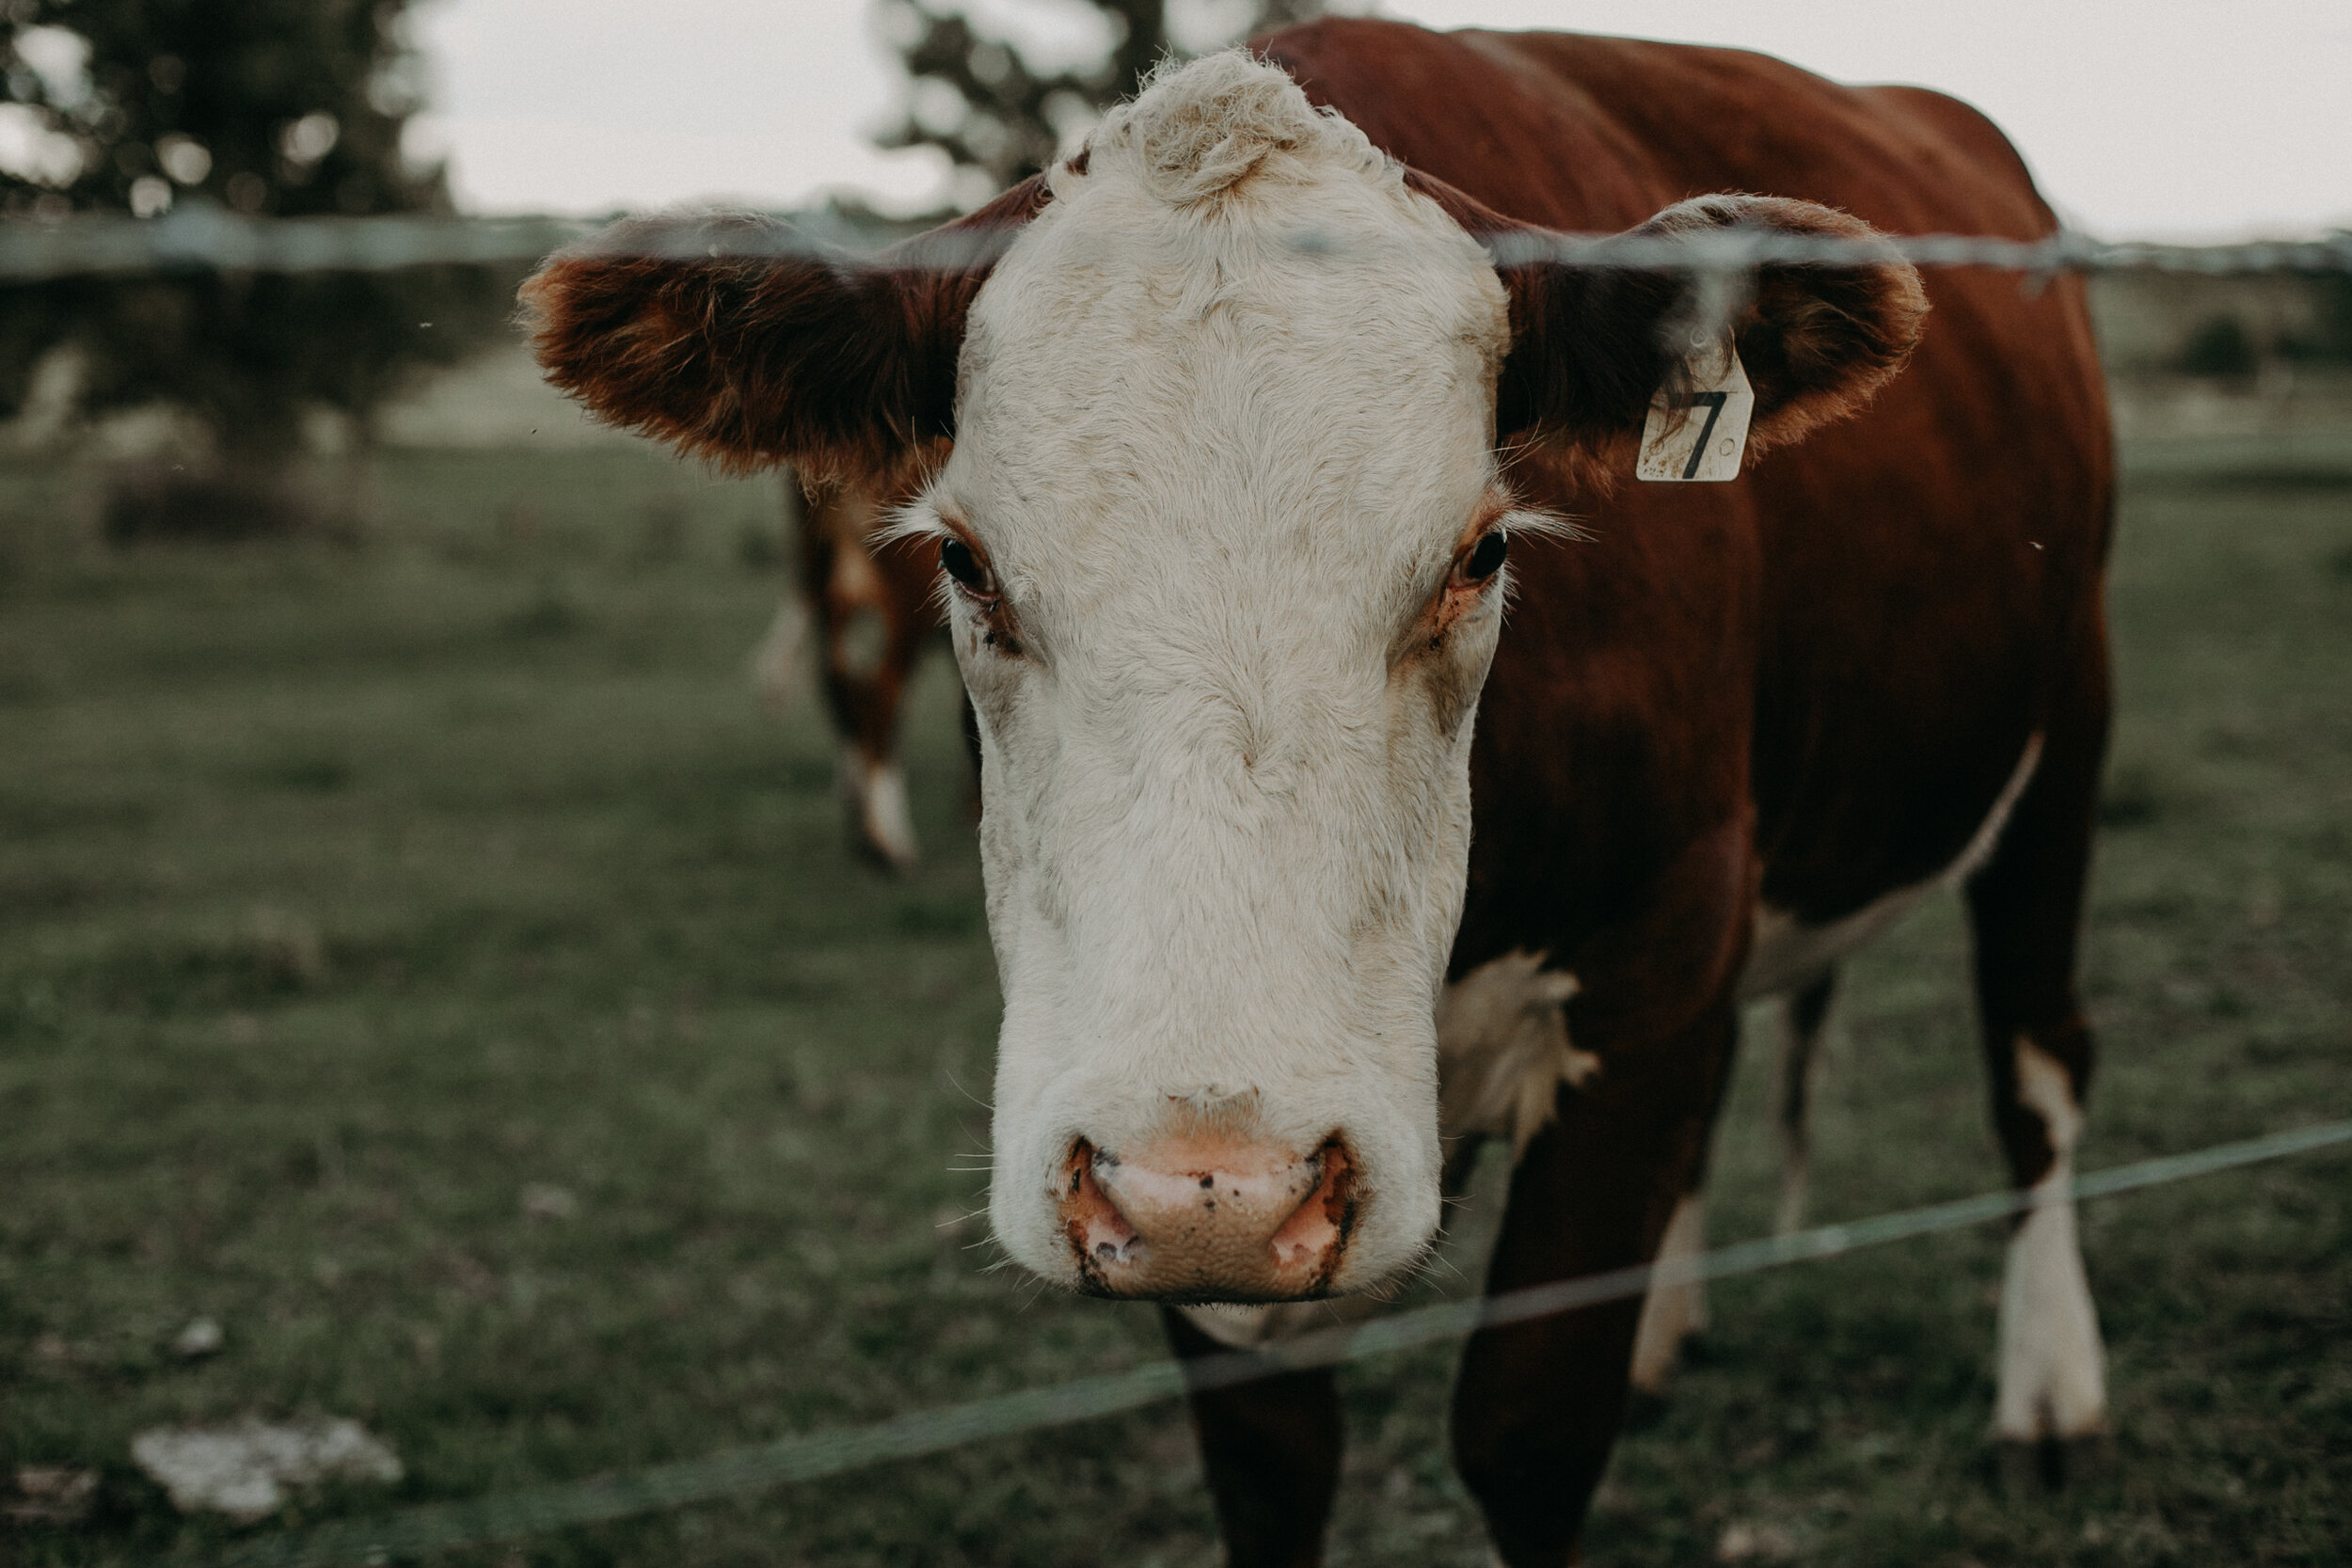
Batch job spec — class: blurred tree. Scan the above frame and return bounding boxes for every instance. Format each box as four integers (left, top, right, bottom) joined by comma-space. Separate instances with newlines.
2279, 263, 2352, 366
2176, 312, 2259, 379
0, 0, 508, 505
873, 0, 1328, 206
1, 0, 442, 220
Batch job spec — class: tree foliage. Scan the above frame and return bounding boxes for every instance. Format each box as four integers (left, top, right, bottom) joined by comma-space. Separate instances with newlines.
0, 0, 503, 459
0, 0, 443, 219
874, 0, 1326, 201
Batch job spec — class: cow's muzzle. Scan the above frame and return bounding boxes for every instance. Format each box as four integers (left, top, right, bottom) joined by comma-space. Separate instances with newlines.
1058, 1133, 1357, 1301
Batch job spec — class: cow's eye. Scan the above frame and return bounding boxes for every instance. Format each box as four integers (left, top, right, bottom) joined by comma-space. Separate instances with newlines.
1457, 530, 1507, 584
941, 536, 996, 599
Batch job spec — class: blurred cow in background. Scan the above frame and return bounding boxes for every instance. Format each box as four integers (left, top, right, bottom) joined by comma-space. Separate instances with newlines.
752, 470, 947, 871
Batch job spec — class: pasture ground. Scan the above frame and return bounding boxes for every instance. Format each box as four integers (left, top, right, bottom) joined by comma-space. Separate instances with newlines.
1, 430, 2346, 1566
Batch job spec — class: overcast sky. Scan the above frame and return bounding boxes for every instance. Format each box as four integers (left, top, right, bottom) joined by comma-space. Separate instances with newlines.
407, 0, 2349, 240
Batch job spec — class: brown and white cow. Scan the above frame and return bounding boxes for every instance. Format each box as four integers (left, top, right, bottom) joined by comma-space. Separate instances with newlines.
755, 470, 944, 870
527, 22, 2111, 1563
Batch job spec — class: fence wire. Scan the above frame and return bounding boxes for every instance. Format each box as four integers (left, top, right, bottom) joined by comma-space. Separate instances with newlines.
0, 207, 2347, 280
209, 1117, 2352, 1568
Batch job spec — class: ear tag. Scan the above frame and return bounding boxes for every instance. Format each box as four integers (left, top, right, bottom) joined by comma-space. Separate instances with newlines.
1636, 341, 1754, 483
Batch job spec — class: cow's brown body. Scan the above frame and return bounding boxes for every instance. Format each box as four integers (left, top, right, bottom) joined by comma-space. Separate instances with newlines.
1152, 22, 2112, 1565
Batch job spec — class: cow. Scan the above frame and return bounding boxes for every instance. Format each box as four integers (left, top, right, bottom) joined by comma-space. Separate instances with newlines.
524, 21, 2112, 1564
755, 469, 944, 870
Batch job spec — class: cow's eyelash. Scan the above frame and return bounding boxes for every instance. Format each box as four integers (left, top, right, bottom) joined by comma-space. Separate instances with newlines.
899, 510, 1026, 657
875, 501, 952, 551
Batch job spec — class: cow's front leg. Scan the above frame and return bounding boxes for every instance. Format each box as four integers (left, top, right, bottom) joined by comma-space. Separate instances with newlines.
1161, 1306, 1344, 1568
1453, 1006, 1736, 1567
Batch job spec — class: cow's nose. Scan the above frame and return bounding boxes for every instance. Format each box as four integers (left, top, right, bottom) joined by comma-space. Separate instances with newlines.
1058, 1134, 1356, 1301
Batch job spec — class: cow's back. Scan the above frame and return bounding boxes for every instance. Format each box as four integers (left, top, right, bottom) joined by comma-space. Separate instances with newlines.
1260, 19, 2112, 1008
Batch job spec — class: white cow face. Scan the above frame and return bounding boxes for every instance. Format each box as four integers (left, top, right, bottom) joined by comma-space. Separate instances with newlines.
900, 86, 1525, 1297
522, 51, 1925, 1305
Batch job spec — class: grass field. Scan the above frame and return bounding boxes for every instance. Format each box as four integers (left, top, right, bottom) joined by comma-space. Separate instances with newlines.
2, 431, 2347, 1567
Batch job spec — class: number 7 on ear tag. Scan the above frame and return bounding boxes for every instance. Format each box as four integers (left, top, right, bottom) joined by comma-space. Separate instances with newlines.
1637, 342, 1754, 483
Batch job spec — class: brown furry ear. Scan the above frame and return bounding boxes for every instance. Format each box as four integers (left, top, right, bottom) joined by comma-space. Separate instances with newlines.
519, 176, 1052, 478
1405, 173, 1928, 457
1627, 194, 1930, 451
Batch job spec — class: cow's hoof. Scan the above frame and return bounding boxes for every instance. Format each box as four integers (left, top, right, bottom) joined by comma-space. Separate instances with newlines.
850, 832, 918, 876
1994, 1432, 2114, 1495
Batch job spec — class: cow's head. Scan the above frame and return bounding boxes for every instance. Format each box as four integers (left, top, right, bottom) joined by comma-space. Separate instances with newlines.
524, 53, 1925, 1302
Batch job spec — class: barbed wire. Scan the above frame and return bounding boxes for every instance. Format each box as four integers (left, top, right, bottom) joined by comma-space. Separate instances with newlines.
0, 206, 2347, 281
211, 1117, 2351, 1568
0, 212, 585, 280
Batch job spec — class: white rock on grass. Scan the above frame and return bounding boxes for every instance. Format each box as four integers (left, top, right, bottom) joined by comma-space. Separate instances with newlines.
519, 1182, 579, 1221
130, 1418, 402, 1522
169, 1316, 225, 1359
1715, 1520, 1797, 1563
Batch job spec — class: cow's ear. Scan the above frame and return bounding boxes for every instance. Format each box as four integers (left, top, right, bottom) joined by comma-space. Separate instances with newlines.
519, 176, 1051, 480
1612, 195, 1929, 451
1406, 175, 1927, 460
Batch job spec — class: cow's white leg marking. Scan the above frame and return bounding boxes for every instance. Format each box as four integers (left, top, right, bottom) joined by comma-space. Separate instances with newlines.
1994, 1037, 2107, 1442
841, 748, 919, 870
1629, 1193, 1707, 1394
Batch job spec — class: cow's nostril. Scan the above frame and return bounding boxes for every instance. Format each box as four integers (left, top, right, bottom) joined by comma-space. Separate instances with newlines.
1061, 1140, 1142, 1277
1269, 1141, 1355, 1273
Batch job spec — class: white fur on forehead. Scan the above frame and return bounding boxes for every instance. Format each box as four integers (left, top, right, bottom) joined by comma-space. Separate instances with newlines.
1079, 50, 1383, 207
948, 65, 1517, 665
